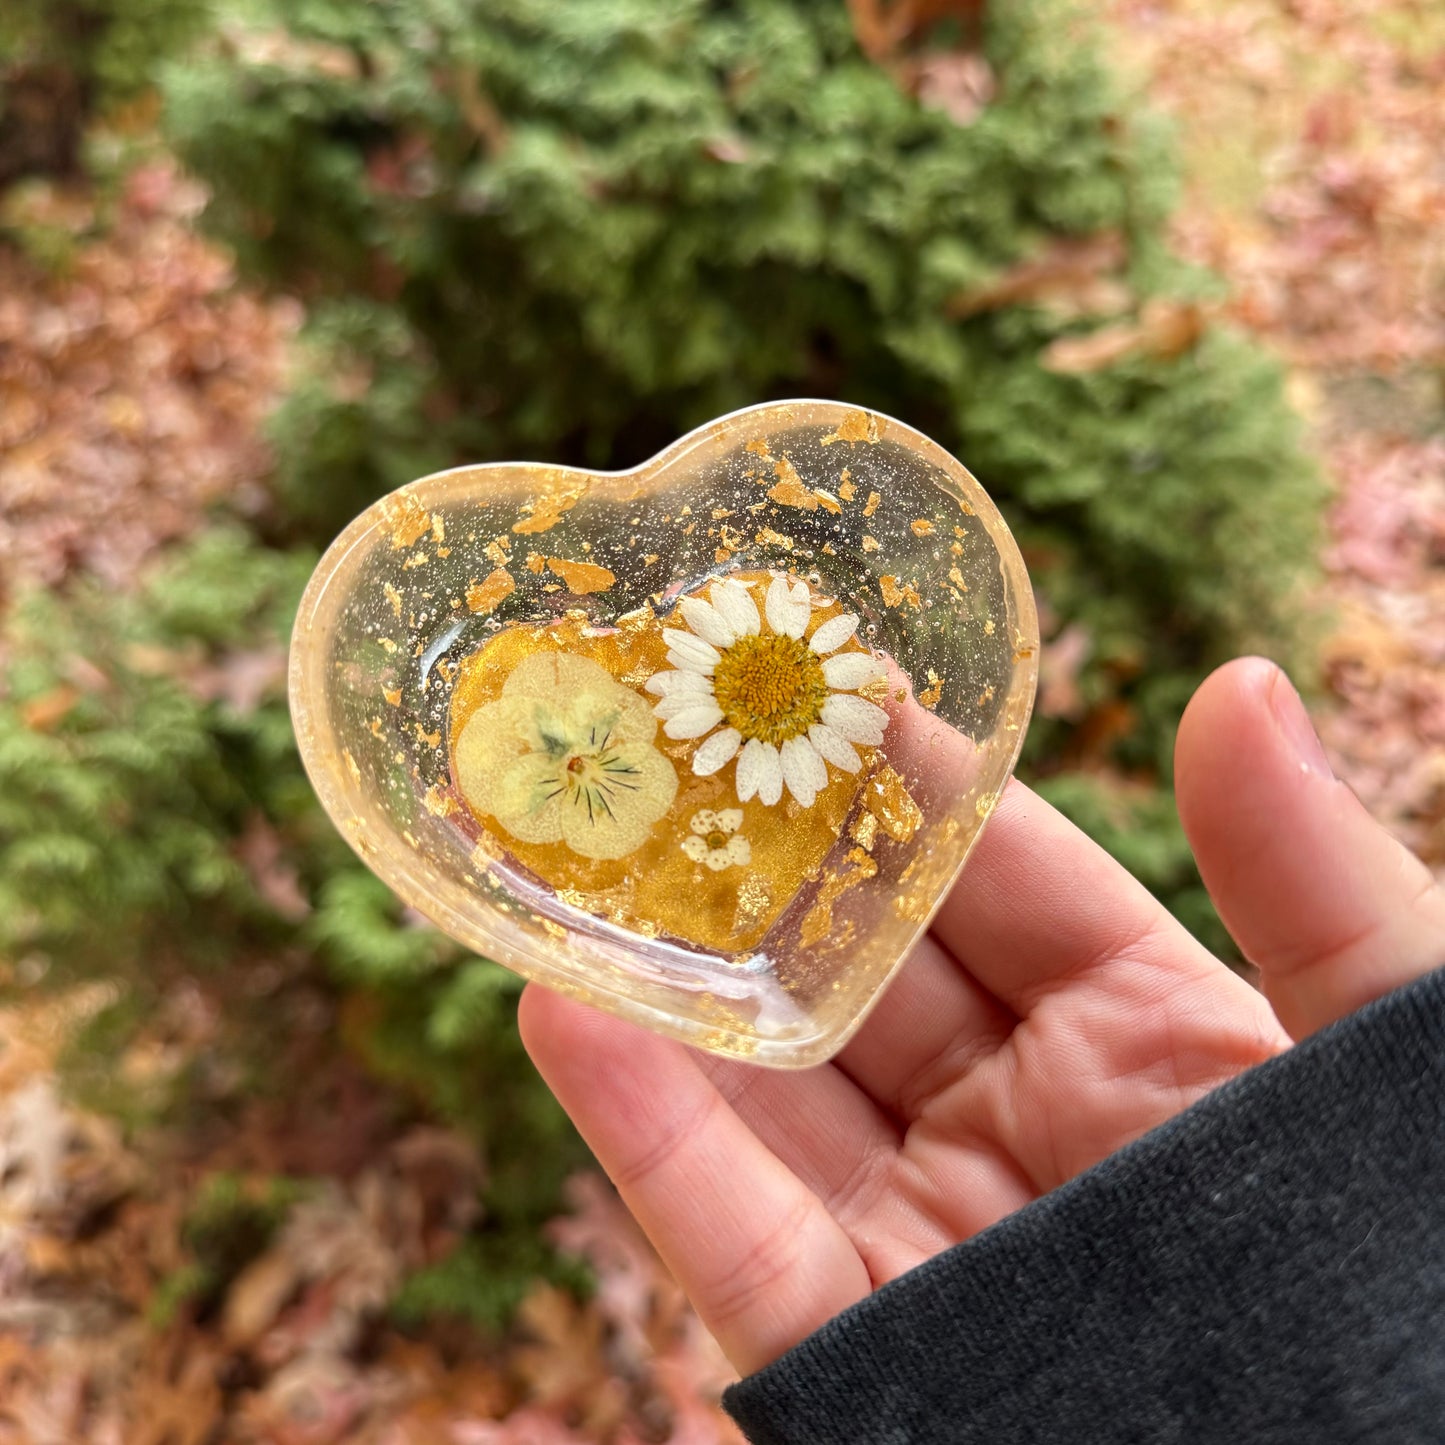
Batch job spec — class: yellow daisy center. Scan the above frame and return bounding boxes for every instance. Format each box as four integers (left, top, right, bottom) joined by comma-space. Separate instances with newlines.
712, 634, 829, 745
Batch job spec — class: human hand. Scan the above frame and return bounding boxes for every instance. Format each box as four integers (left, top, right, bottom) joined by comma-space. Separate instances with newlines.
519, 658, 1445, 1376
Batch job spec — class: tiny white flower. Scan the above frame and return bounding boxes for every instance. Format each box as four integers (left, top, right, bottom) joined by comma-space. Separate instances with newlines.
645, 571, 889, 809
680, 808, 752, 871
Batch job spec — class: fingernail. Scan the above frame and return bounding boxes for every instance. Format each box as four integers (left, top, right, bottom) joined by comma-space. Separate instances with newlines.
1268, 670, 1333, 779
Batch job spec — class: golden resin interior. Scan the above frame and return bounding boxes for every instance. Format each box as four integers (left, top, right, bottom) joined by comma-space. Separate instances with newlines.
289, 401, 1038, 1067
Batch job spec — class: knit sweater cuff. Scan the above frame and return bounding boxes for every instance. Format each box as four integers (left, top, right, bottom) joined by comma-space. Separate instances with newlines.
724, 967, 1445, 1445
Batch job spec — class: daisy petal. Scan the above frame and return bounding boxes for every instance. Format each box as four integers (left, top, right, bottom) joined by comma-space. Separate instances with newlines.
654, 692, 715, 720
736, 738, 782, 806
709, 579, 761, 637
662, 629, 721, 670
663, 704, 724, 740
692, 727, 742, 777
822, 693, 889, 745
808, 722, 861, 773
822, 651, 885, 689
645, 669, 713, 697
809, 612, 860, 655
765, 574, 810, 639
678, 596, 736, 649
780, 735, 827, 808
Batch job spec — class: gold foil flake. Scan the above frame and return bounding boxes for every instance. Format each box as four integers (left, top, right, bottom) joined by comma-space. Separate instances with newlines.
344, 749, 361, 784
879, 575, 907, 608
814, 489, 843, 515
431, 515, 446, 543
466, 567, 516, 615
711, 507, 734, 519
513, 485, 586, 534
382, 686, 402, 707
976, 791, 999, 821
951, 541, 964, 556
978, 684, 996, 706
715, 547, 732, 563
382, 492, 430, 549
423, 785, 456, 818
866, 765, 923, 843
756, 525, 795, 548
546, 557, 617, 594
849, 810, 879, 851
744, 437, 774, 460
838, 469, 855, 501
525, 552, 547, 574
378, 638, 398, 653
799, 852, 875, 947
415, 723, 442, 748
484, 535, 512, 566
862, 535, 881, 553
863, 491, 882, 518
948, 565, 969, 591
820, 410, 883, 446
402, 551, 429, 569
369, 718, 384, 737
643, 553, 659, 565
984, 618, 996, 636
918, 670, 944, 710
383, 582, 403, 619
910, 519, 935, 536
767, 456, 818, 511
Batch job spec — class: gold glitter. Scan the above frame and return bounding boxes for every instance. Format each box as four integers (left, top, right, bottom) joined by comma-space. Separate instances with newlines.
546, 557, 617, 594
863, 491, 881, 517
466, 568, 516, 614
866, 765, 923, 843
910, 519, 935, 536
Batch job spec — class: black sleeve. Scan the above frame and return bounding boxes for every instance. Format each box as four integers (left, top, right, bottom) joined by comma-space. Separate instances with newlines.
724, 967, 1445, 1445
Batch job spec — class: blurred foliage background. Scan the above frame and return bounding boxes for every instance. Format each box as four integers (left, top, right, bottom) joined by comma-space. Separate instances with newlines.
1, 0, 1441, 1438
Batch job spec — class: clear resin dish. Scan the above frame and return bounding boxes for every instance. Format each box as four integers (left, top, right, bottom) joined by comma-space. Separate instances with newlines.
289, 401, 1037, 1067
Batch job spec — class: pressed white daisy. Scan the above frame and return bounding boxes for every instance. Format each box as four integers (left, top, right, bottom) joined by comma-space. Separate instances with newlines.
646, 573, 889, 808
680, 808, 751, 871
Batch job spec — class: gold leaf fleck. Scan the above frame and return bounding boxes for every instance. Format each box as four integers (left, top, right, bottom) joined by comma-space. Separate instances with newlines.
910, 519, 935, 536
838, 469, 855, 501
383, 582, 403, 618
948, 565, 969, 591
756, 526, 794, 548
543, 554, 609, 595
745, 437, 774, 459
814, 489, 842, 514
525, 552, 547, 574
862, 535, 881, 553
866, 765, 924, 843
415, 723, 441, 748
423, 785, 456, 818
820, 410, 883, 446
484, 535, 513, 566
513, 486, 585, 534
767, 456, 818, 510
918, 669, 944, 709
850, 810, 879, 850
382, 686, 402, 707
344, 749, 361, 783
466, 568, 516, 615
863, 491, 881, 517
431, 515, 446, 543
381, 493, 430, 549
984, 618, 996, 635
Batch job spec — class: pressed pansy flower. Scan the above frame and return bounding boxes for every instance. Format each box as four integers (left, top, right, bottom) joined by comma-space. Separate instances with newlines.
454, 652, 677, 861
647, 574, 889, 808
680, 808, 751, 871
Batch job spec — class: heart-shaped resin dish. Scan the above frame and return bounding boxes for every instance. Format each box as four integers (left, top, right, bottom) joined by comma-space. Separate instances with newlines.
290, 401, 1037, 1067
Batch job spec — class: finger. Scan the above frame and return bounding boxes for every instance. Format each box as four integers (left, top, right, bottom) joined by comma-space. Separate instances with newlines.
929, 780, 1247, 1014
517, 985, 870, 1374
832, 932, 1016, 1120
1176, 657, 1445, 1038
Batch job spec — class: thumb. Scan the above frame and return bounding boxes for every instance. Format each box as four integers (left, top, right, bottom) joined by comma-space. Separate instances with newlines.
1176, 657, 1445, 1039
